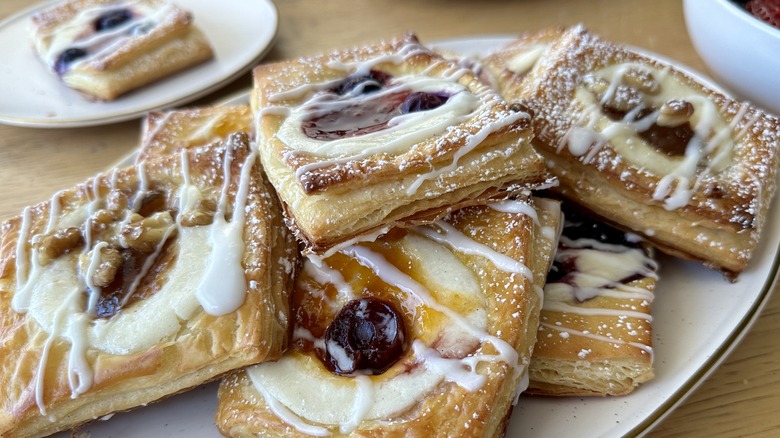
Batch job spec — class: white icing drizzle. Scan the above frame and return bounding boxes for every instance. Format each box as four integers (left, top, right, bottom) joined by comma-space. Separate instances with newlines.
130, 162, 149, 212
506, 44, 547, 75
302, 259, 356, 309
542, 302, 652, 321
195, 142, 256, 315
541, 322, 654, 358
406, 108, 528, 195
413, 220, 533, 280
15, 138, 256, 415
43, 2, 172, 71
341, 375, 374, 434
253, 383, 331, 436
12, 207, 33, 312
84, 241, 110, 314
560, 61, 737, 210
340, 244, 520, 385
119, 225, 176, 308
412, 341, 486, 391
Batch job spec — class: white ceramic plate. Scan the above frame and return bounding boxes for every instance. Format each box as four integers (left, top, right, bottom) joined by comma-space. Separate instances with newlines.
0, 0, 277, 128
53, 37, 780, 438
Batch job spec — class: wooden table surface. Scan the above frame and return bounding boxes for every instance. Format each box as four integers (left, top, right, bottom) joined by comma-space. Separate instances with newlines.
1, 0, 778, 436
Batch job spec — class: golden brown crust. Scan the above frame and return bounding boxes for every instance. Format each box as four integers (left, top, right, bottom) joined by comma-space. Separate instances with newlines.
0, 134, 296, 437
216, 198, 561, 437
137, 105, 253, 162
253, 34, 550, 254
31, 0, 214, 100
527, 206, 656, 397
484, 25, 780, 276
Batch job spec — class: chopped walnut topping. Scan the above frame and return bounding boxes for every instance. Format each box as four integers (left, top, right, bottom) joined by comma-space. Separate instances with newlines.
33, 227, 83, 266
179, 198, 217, 227
657, 99, 695, 127
121, 211, 176, 253
79, 245, 122, 288
622, 68, 660, 95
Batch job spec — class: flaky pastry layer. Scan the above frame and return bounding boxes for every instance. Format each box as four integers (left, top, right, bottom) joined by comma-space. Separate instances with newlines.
252, 34, 550, 254
138, 105, 253, 162
216, 197, 561, 437
484, 25, 780, 276
0, 134, 296, 437
31, 0, 213, 100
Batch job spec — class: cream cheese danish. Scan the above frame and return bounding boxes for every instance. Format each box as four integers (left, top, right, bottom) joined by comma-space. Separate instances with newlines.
30, 0, 214, 100
528, 206, 657, 396
216, 197, 561, 437
483, 25, 780, 277
252, 34, 552, 254
0, 133, 296, 437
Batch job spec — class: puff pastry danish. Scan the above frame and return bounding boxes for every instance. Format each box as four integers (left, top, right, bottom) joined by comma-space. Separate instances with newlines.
252, 34, 552, 254
216, 197, 561, 437
0, 133, 296, 437
138, 104, 253, 162
484, 25, 780, 276
528, 206, 657, 396
30, 0, 214, 100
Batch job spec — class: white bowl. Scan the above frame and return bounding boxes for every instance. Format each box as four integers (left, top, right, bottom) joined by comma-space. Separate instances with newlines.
684, 0, 780, 116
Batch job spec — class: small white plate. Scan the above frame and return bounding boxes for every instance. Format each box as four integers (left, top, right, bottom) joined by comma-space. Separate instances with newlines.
51, 37, 780, 438
0, 0, 277, 128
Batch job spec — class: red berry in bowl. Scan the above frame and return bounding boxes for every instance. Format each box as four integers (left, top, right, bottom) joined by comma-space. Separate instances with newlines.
745, 0, 780, 29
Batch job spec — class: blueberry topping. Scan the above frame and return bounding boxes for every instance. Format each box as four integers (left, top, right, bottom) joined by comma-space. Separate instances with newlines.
400, 91, 450, 114
55, 48, 88, 74
94, 9, 133, 32
323, 298, 407, 375
331, 70, 391, 95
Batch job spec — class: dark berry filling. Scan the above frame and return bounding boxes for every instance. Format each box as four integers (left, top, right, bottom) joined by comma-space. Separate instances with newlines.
322, 298, 407, 375
302, 91, 411, 140
602, 105, 693, 157
331, 70, 391, 96
303, 70, 452, 141
94, 9, 134, 32
55, 48, 88, 75
400, 91, 450, 114
546, 207, 652, 298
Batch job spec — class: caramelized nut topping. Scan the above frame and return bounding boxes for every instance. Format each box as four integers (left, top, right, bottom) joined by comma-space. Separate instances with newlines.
79, 245, 122, 287
622, 68, 660, 95
179, 198, 217, 227
121, 211, 176, 253
33, 227, 83, 266
657, 99, 695, 127
136, 191, 166, 217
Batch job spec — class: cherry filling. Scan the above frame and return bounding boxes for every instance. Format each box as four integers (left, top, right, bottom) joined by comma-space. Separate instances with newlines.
330, 70, 391, 96
546, 208, 649, 291
55, 48, 88, 75
301, 70, 452, 141
322, 298, 407, 375
602, 105, 694, 157
94, 9, 134, 32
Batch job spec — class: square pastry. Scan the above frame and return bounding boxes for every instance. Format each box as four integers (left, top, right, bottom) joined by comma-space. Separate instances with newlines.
252, 34, 552, 254
0, 133, 296, 437
30, 0, 214, 100
216, 197, 561, 437
529, 206, 657, 396
137, 104, 253, 162
484, 26, 780, 276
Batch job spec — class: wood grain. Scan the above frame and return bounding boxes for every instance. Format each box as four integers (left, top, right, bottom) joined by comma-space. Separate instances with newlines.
1, 0, 778, 436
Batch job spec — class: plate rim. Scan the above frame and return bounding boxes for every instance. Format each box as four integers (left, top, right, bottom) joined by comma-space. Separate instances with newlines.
0, 0, 279, 128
